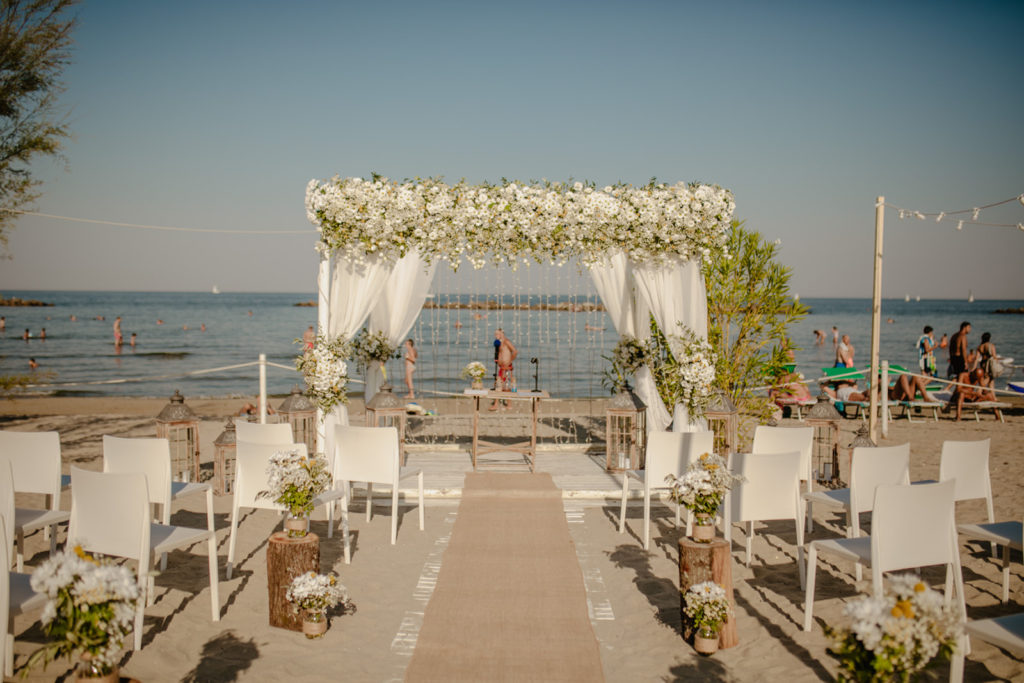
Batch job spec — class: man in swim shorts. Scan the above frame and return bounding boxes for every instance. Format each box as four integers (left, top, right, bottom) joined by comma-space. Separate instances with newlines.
489, 328, 517, 410
948, 321, 971, 378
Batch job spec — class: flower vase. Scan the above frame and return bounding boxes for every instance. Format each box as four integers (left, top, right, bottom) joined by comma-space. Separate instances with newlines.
302, 609, 328, 639
692, 515, 715, 543
76, 654, 119, 682
471, 379, 483, 390
284, 513, 309, 538
693, 626, 719, 655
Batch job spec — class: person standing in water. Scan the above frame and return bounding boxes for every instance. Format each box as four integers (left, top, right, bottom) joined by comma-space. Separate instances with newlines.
113, 316, 123, 346
403, 338, 418, 398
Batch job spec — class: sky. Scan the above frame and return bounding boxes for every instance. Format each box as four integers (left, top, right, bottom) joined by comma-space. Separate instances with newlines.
1, 0, 1022, 298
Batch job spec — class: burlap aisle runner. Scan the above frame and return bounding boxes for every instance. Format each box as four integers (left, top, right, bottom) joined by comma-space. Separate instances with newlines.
405, 472, 605, 682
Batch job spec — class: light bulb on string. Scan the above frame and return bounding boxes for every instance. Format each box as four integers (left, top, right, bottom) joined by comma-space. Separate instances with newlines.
898, 210, 906, 219
1018, 223, 1024, 231
915, 211, 926, 220
956, 220, 964, 231
936, 212, 945, 222
1019, 194, 1024, 207
972, 207, 980, 220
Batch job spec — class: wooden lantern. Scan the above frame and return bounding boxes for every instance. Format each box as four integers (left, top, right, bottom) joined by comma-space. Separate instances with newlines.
212, 417, 237, 496
804, 390, 842, 484
278, 385, 317, 453
365, 383, 407, 462
155, 390, 200, 483
704, 389, 738, 459
605, 385, 646, 472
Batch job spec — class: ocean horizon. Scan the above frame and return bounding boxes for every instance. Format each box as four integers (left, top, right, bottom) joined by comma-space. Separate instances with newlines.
1, 290, 1021, 400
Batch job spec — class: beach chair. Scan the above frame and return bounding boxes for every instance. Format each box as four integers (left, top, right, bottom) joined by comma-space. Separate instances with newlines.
726, 451, 806, 586
234, 422, 294, 444
959, 400, 1010, 423
950, 613, 1024, 682
750, 426, 814, 530
803, 480, 966, 633
226, 441, 344, 578
803, 443, 910, 580
103, 436, 215, 572
0, 460, 45, 678
68, 467, 220, 650
333, 425, 424, 564
0, 431, 70, 572
619, 430, 713, 550
773, 396, 816, 420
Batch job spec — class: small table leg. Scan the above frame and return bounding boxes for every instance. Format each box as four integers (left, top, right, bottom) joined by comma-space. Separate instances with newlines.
472, 396, 480, 470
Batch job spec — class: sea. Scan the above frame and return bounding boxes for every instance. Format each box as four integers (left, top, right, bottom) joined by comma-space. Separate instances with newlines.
1, 290, 1021, 401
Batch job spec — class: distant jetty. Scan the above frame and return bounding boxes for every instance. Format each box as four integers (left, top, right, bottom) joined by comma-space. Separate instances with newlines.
423, 300, 605, 312
0, 295, 53, 307
293, 301, 317, 307
993, 307, 1024, 314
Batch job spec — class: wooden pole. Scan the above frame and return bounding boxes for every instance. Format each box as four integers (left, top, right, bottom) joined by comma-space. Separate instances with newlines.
315, 254, 330, 455
868, 196, 884, 442
259, 353, 267, 424
881, 360, 889, 438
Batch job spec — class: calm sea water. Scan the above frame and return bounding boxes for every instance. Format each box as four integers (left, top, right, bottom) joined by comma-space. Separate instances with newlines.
0, 291, 1021, 399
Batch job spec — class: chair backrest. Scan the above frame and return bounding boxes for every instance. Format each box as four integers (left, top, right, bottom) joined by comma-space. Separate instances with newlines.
872, 480, 956, 574
233, 441, 302, 511
333, 425, 399, 487
68, 466, 150, 562
643, 431, 713, 488
729, 451, 802, 523
850, 443, 911, 514
234, 422, 294, 445
752, 426, 813, 482
103, 436, 173, 508
939, 439, 992, 506
0, 511, 9, 664
0, 430, 62, 501
0, 458, 15, 555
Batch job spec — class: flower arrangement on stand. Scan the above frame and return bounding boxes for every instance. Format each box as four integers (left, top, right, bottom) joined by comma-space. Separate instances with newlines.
260, 448, 333, 537
295, 334, 352, 412
683, 581, 732, 655
286, 571, 352, 639
665, 452, 743, 543
352, 328, 398, 382
825, 574, 961, 682
460, 361, 488, 389
26, 545, 140, 681
663, 328, 717, 421
602, 335, 648, 392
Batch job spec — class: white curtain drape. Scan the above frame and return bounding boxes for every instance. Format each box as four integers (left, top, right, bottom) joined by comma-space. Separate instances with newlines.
589, 252, 672, 432
364, 251, 437, 400
632, 258, 709, 431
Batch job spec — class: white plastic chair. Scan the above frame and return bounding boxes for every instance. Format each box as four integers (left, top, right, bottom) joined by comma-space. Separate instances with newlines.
333, 425, 424, 564
751, 425, 813, 491
0, 431, 71, 571
68, 466, 220, 650
103, 436, 215, 572
0, 460, 46, 677
234, 422, 294, 444
618, 430, 713, 550
803, 480, 966, 632
728, 451, 806, 586
950, 612, 1024, 682
804, 443, 911, 579
225, 441, 344, 579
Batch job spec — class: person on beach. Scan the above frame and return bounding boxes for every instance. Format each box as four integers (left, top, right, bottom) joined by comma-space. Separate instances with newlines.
302, 325, 315, 350
39, 328, 46, 340
976, 332, 1000, 386
813, 329, 825, 346
22, 328, 29, 341
113, 316, 123, 346
949, 368, 999, 421
403, 338, 418, 399
28, 358, 38, 370
824, 373, 940, 404
490, 328, 517, 410
831, 326, 838, 348
947, 321, 971, 378
834, 334, 854, 368
0, 316, 5, 332
238, 402, 276, 418
917, 326, 938, 377
129, 332, 137, 347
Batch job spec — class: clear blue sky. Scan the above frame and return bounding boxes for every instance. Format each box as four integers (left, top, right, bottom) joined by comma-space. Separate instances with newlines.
3, 0, 1022, 298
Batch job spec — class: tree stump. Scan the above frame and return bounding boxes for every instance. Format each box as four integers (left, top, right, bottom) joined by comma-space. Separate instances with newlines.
678, 537, 738, 649
267, 531, 319, 631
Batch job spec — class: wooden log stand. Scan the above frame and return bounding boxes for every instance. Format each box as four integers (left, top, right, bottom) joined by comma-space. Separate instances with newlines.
678, 537, 738, 649
267, 531, 319, 631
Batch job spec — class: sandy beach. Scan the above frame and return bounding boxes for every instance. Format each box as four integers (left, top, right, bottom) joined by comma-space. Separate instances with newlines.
1, 395, 1022, 682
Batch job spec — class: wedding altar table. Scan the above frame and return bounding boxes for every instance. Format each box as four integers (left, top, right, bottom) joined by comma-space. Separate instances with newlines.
464, 389, 550, 472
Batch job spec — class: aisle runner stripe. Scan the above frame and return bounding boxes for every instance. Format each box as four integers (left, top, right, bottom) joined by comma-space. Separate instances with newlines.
391, 512, 457, 657
564, 503, 616, 623
405, 473, 606, 682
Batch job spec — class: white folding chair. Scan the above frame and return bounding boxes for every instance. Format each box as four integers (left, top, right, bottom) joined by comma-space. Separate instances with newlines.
619, 430, 713, 550
0, 460, 46, 678
950, 612, 1024, 682
0, 431, 70, 571
333, 425, 424, 564
803, 480, 966, 632
804, 443, 910, 580
728, 451, 806, 586
225, 441, 344, 579
234, 422, 294, 444
68, 467, 220, 650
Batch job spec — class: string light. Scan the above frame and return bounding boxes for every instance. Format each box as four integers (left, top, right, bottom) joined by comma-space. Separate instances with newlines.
957, 221, 964, 231
935, 212, 944, 222
972, 207, 980, 220
1019, 194, 1024, 207
915, 211, 926, 220
884, 192, 1024, 230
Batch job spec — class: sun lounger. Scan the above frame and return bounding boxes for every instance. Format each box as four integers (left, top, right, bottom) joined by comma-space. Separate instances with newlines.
837, 400, 894, 422
897, 400, 943, 422
773, 396, 816, 419
960, 401, 1010, 423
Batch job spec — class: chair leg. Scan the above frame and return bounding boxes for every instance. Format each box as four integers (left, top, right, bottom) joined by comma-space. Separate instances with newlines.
674, 502, 680, 529
1001, 545, 1011, 603
418, 471, 424, 531
390, 486, 398, 545
745, 521, 753, 567
5, 628, 13, 679
133, 579, 146, 650
226, 511, 239, 580
15, 529, 24, 573
642, 486, 651, 550
803, 543, 818, 631
805, 479, 814, 534
366, 483, 373, 522
851, 511, 863, 582
207, 535, 220, 621
619, 477, 628, 534
342, 492, 351, 564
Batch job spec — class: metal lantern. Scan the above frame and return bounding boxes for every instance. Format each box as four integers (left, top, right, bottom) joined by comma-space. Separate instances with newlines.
605, 385, 646, 472
804, 390, 842, 484
155, 390, 200, 483
704, 389, 739, 459
212, 417, 237, 496
365, 383, 407, 462
278, 385, 317, 453
845, 423, 876, 485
